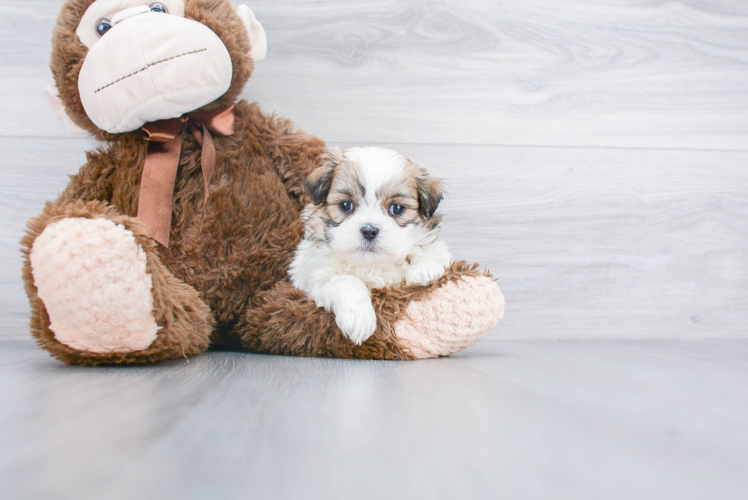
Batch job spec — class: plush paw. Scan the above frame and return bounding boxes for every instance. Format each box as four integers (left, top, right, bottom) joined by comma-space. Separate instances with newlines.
334, 299, 377, 345
395, 275, 504, 358
406, 262, 445, 286
29, 217, 159, 354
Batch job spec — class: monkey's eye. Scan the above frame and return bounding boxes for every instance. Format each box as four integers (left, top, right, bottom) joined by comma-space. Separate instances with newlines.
150, 2, 168, 13
389, 204, 404, 216
339, 201, 354, 213
95, 18, 112, 37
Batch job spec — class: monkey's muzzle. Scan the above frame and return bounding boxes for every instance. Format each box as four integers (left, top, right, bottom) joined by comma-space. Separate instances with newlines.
78, 11, 233, 134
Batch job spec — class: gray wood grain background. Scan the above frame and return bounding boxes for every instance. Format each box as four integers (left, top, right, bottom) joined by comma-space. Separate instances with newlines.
1, 0, 746, 340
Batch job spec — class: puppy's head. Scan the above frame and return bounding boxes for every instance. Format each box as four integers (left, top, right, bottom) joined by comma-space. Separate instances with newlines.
304, 146, 443, 266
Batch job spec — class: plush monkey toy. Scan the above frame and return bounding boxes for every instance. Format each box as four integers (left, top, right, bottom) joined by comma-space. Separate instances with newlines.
22, 0, 505, 365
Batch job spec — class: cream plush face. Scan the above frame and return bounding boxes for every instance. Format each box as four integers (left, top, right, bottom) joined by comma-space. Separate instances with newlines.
304, 147, 444, 268
66, 0, 266, 134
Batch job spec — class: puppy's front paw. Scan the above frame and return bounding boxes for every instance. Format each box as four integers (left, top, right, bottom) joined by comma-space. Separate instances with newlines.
335, 300, 377, 345
406, 262, 446, 286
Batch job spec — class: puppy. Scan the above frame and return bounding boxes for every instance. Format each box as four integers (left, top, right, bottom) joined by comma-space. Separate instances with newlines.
288, 146, 452, 345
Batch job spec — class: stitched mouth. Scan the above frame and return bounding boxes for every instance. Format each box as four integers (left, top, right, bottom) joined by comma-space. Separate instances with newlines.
94, 48, 207, 93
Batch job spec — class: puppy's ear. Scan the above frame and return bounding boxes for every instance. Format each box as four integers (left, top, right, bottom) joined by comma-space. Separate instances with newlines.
416, 169, 444, 219
305, 146, 345, 205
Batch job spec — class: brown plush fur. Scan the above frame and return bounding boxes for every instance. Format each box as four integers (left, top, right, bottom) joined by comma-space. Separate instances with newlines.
24, 0, 494, 365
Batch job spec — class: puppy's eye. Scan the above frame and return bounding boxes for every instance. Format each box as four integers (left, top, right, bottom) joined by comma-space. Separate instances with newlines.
95, 18, 112, 37
389, 204, 404, 216
339, 201, 354, 213
150, 2, 168, 13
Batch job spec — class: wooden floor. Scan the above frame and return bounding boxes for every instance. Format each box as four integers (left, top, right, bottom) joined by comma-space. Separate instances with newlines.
1, 339, 748, 499
1, 0, 747, 498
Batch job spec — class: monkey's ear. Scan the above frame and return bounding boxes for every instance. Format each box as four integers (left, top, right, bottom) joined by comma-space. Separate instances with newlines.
416, 170, 444, 219
236, 5, 267, 62
44, 85, 87, 135
304, 147, 344, 205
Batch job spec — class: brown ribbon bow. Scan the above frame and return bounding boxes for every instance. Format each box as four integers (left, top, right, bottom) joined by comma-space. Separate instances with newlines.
138, 105, 235, 247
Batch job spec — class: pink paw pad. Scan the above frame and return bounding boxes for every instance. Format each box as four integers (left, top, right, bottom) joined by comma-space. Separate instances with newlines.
30, 217, 159, 354
395, 276, 505, 359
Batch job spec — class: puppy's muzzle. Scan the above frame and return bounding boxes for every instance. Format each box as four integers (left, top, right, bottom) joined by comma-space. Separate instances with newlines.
360, 225, 379, 241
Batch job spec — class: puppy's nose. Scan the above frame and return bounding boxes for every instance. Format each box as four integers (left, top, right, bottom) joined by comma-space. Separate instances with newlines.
360, 225, 379, 241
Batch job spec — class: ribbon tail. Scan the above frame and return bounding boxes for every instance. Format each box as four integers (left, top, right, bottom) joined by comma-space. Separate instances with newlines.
137, 132, 183, 247
199, 123, 216, 231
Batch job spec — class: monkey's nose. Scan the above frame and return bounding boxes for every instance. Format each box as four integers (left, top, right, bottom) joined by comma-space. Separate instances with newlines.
360, 225, 379, 241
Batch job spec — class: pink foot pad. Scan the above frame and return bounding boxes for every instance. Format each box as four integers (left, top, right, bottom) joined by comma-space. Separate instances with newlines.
395, 276, 505, 359
30, 217, 159, 354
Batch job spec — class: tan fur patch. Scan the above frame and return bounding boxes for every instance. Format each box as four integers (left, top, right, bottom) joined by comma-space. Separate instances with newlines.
326, 158, 366, 224
301, 205, 331, 244
376, 160, 421, 226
